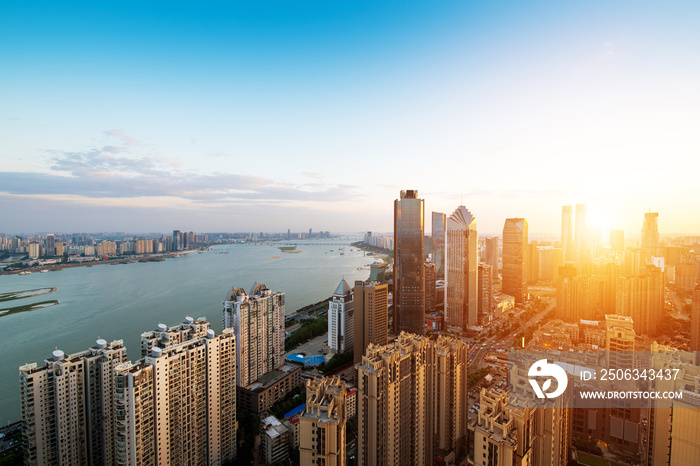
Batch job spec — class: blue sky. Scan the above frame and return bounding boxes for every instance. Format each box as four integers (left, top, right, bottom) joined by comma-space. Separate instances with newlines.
2, 1, 699, 236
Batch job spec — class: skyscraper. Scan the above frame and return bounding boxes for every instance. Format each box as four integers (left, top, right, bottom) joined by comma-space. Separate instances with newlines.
20, 339, 127, 466
356, 333, 469, 465
484, 236, 499, 273
561, 205, 574, 263
299, 377, 347, 465
502, 218, 528, 304
445, 206, 478, 330
575, 204, 587, 262
394, 190, 425, 335
478, 263, 493, 323
328, 279, 354, 353
432, 212, 446, 281
610, 229, 625, 252
353, 280, 388, 364
641, 211, 660, 258
45, 233, 55, 257
223, 283, 285, 387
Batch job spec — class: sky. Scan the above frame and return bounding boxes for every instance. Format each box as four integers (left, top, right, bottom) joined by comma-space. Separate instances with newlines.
1, 1, 699, 236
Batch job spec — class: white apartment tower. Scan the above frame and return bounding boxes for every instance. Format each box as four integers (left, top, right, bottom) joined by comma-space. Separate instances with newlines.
20, 339, 127, 466
328, 279, 354, 353
223, 282, 285, 387
115, 320, 237, 465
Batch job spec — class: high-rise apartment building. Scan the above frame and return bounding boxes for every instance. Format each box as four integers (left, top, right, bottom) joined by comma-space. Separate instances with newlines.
615, 265, 664, 336
299, 377, 347, 466
394, 189, 426, 335
20, 339, 127, 466
223, 283, 285, 387
115, 323, 237, 465
445, 206, 478, 330
575, 204, 588, 262
478, 263, 492, 323
475, 367, 572, 466
561, 205, 575, 263
172, 229, 182, 251
328, 279, 354, 353
432, 212, 446, 281
357, 332, 468, 465
353, 281, 388, 364
502, 218, 528, 304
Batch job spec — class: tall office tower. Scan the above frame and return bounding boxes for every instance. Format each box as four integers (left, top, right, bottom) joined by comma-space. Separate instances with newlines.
424, 261, 436, 312
45, 233, 55, 257
20, 339, 127, 466
692, 285, 700, 353
561, 205, 575, 263
55, 241, 64, 257
610, 229, 625, 252
445, 206, 478, 330
502, 218, 528, 304
538, 247, 564, 282
484, 236, 500, 273
575, 204, 588, 262
432, 212, 447, 281
353, 281, 388, 364
172, 229, 181, 251
615, 265, 664, 336
357, 333, 469, 465
223, 283, 285, 386
328, 279, 354, 353
478, 263, 492, 323
299, 377, 347, 466
394, 189, 426, 335
115, 325, 237, 465
641, 212, 660, 258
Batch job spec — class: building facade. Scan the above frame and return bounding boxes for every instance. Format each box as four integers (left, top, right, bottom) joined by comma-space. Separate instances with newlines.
445, 206, 478, 330
328, 279, 354, 353
20, 339, 127, 466
223, 283, 285, 387
299, 377, 347, 466
353, 281, 389, 364
394, 189, 426, 335
502, 218, 528, 304
356, 332, 469, 465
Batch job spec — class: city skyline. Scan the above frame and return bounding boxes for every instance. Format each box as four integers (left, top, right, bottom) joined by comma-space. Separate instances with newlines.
2, 2, 700, 234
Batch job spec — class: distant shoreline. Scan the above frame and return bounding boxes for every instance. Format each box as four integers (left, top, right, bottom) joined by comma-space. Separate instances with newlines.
0, 250, 199, 276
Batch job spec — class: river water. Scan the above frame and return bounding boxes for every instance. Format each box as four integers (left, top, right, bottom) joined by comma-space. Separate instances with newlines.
0, 238, 375, 425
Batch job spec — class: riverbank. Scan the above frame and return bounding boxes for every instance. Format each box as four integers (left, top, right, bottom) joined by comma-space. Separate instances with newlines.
0, 250, 199, 276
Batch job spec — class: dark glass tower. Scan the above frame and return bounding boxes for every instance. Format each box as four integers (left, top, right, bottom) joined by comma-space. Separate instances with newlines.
502, 218, 528, 304
394, 190, 425, 335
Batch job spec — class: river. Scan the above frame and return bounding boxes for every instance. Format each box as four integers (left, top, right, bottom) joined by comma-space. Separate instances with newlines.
0, 238, 377, 425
